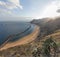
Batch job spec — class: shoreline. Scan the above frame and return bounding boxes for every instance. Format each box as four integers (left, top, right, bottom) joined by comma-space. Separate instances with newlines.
0, 25, 40, 51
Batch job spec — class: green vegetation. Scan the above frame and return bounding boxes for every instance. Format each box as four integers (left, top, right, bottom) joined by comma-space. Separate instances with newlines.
42, 37, 58, 57
32, 37, 58, 57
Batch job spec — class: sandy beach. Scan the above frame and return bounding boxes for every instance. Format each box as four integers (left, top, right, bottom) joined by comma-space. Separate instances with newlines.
0, 25, 40, 51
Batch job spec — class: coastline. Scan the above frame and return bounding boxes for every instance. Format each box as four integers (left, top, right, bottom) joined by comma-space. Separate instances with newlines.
0, 25, 40, 51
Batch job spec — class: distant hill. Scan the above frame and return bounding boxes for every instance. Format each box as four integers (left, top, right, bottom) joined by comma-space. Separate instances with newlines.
31, 17, 60, 35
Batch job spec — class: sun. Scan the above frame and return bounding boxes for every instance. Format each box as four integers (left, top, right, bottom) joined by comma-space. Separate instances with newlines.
40, 0, 60, 18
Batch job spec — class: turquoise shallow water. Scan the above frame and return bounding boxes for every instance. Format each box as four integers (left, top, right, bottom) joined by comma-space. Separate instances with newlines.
0, 22, 35, 46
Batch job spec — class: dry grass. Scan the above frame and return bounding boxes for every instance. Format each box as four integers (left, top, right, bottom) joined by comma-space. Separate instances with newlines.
0, 29, 60, 57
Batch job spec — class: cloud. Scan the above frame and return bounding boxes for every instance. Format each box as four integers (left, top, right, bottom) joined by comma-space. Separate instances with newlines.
40, 0, 60, 18
8, 0, 23, 9
0, 0, 23, 17
57, 9, 60, 13
0, 0, 23, 10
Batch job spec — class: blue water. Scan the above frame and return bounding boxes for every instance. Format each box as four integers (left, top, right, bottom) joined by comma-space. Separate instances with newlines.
0, 22, 35, 46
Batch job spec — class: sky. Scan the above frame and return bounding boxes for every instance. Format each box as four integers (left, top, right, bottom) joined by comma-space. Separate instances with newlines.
0, 0, 60, 21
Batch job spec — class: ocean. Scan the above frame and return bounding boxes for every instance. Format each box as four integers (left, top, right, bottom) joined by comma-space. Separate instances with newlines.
0, 22, 35, 46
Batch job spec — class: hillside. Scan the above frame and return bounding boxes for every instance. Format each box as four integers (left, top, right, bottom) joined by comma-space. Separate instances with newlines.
0, 17, 60, 57
31, 17, 60, 36
0, 29, 60, 57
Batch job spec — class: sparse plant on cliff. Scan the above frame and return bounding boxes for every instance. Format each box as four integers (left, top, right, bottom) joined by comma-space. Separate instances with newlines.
32, 47, 42, 57
42, 37, 58, 57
